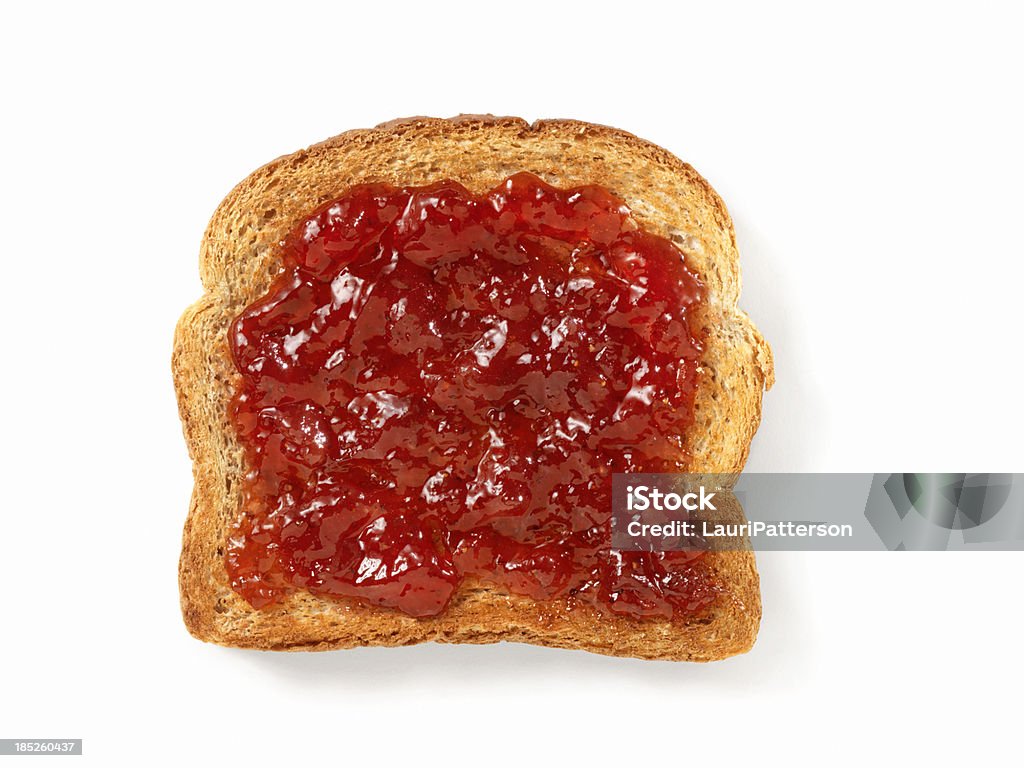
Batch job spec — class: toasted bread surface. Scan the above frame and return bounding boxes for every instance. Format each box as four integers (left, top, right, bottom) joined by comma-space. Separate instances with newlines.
174, 116, 773, 661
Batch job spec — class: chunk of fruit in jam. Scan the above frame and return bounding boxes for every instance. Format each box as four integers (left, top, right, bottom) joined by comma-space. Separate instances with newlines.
227, 172, 716, 619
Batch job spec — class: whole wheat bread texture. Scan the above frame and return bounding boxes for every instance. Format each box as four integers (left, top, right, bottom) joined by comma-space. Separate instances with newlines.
173, 116, 774, 661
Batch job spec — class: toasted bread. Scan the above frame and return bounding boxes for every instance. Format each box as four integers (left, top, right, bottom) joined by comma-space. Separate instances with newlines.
173, 116, 773, 661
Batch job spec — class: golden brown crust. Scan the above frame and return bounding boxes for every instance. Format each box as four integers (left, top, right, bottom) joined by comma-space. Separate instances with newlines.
173, 115, 772, 661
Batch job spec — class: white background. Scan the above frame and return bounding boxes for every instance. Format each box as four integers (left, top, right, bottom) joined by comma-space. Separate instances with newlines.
2, 2, 1022, 765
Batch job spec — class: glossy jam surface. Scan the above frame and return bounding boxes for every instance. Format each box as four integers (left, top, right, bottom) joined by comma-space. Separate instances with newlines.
227, 173, 715, 619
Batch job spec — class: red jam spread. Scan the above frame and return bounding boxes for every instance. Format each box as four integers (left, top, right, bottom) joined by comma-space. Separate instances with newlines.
227, 172, 716, 619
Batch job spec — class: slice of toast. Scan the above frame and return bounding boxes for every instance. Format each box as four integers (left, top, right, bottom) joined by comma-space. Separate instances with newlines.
173, 116, 774, 661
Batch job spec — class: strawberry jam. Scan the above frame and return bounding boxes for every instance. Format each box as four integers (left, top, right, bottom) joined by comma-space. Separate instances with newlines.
227, 172, 716, 619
